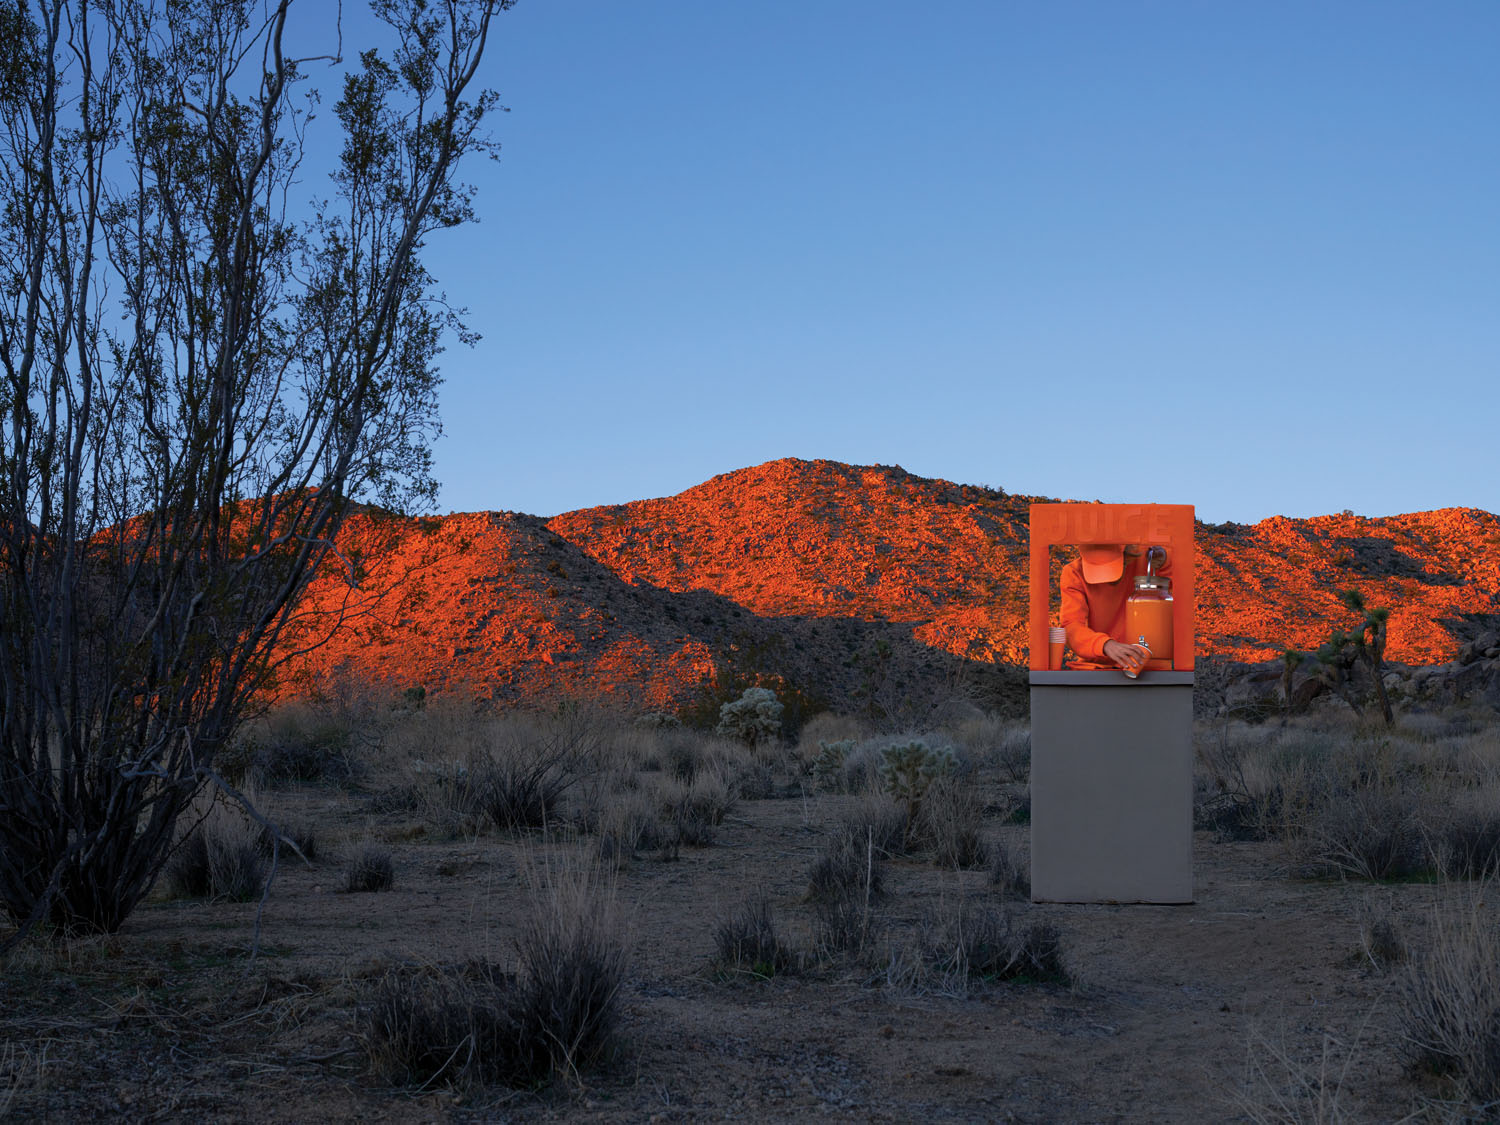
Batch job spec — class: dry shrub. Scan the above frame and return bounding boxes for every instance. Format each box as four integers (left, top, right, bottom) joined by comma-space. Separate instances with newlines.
163, 802, 266, 902
471, 749, 571, 834
994, 725, 1032, 784
794, 712, 869, 771
713, 894, 794, 979
1356, 897, 1407, 971
808, 823, 885, 959
0, 1040, 49, 1117
566, 767, 640, 836
1234, 1018, 1368, 1125
809, 825, 886, 904
224, 700, 362, 787
831, 743, 885, 794
360, 855, 626, 1089
1397, 888, 1500, 1107
734, 759, 779, 800
363, 962, 522, 1088
813, 891, 880, 960
346, 847, 395, 893
952, 714, 1030, 782
380, 704, 616, 837
1431, 794, 1500, 880
921, 900, 1069, 992
658, 766, 737, 847
842, 791, 909, 856
257, 820, 319, 863
594, 791, 674, 868
989, 837, 1031, 900
917, 778, 988, 869
1303, 782, 1427, 882
642, 727, 751, 785
512, 857, 628, 1080
1200, 722, 1441, 880
1195, 722, 1318, 842
661, 729, 707, 782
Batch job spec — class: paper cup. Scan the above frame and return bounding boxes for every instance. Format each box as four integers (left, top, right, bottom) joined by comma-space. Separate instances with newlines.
1047, 626, 1066, 671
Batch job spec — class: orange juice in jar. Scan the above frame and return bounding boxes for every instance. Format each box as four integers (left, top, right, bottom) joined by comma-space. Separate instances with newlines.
1125, 576, 1173, 667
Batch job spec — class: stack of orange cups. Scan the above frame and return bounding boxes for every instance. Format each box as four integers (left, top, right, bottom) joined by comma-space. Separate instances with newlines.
1048, 626, 1067, 671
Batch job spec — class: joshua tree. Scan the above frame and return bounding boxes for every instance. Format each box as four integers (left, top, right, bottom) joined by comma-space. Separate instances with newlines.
1315, 590, 1394, 726
1279, 647, 1303, 723
0, 0, 507, 943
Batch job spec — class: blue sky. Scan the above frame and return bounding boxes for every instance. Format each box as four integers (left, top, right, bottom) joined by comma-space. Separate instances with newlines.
320, 2, 1498, 524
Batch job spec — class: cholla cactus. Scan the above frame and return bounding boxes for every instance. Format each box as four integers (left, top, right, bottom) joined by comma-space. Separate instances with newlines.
877, 740, 957, 807
715, 687, 783, 745
811, 739, 856, 785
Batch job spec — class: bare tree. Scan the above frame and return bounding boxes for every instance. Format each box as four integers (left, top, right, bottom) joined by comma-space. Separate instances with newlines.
0, 0, 509, 941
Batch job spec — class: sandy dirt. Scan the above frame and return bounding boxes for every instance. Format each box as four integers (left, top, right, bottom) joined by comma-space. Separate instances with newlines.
0, 768, 1462, 1123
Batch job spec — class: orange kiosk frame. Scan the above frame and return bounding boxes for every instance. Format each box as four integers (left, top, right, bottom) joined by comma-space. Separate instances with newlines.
1027, 502, 1196, 904
1028, 503, 1195, 671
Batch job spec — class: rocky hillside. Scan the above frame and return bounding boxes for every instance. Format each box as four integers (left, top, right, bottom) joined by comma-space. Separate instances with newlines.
274, 458, 1500, 715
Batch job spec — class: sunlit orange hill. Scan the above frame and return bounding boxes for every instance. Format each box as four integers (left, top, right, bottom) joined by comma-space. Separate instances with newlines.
274, 459, 1500, 713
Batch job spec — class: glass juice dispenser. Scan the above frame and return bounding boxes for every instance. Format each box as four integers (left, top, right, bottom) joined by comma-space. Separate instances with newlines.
1125, 574, 1173, 670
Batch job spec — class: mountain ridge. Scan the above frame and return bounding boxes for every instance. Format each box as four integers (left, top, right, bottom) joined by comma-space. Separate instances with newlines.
274, 458, 1500, 713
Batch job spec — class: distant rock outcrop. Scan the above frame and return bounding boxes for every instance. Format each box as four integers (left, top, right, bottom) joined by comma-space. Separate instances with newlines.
272, 458, 1500, 717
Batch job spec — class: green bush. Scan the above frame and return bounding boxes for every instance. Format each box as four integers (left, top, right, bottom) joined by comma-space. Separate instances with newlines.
811, 739, 856, 787
878, 740, 957, 805
715, 687, 783, 746
877, 739, 958, 842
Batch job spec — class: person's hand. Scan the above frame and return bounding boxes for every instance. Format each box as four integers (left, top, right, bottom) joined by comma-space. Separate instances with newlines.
1103, 639, 1149, 673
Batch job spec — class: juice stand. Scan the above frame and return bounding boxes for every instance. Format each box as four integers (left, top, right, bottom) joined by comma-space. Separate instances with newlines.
1027, 503, 1195, 904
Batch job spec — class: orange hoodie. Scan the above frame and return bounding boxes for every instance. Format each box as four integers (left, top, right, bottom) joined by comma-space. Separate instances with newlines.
1060, 550, 1172, 661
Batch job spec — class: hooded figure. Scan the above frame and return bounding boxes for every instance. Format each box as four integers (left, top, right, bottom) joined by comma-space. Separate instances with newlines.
1060, 544, 1169, 673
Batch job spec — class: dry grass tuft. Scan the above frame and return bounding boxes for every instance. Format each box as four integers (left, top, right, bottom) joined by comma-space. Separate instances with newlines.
658, 765, 737, 847
1234, 1017, 1368, 1125
257, 820, 319, 863
346, 846, 396, 893
593, 790, 662, 869
808, 824, 884, 960
1431, 796, 1500, 881
918, 900, 1069, 994
1397, 887, 1500, 1109
988, 836, 1031, 900
510, 853, 628, 1081
808, 824, 886, 905
917, 778, 989, 869
1355, 897, 1408, 972
162, 802, 266, 902
713, 894, 795, 979
362, 961, 524, 1088
0, 1040, 49, 1117
359, 852, 627, 1089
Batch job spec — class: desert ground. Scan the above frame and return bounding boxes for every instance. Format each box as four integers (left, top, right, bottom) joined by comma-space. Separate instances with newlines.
4, 693, 1499, 1123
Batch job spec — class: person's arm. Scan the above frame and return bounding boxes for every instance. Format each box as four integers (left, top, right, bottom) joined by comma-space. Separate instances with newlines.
1101, 638, 1149, 672
1060, 564, 1113, 661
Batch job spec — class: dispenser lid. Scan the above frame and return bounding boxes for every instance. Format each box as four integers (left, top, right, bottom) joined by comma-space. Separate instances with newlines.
1133, 575, 1171, 592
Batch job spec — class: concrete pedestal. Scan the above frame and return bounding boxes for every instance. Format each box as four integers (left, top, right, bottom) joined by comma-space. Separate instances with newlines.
1029, 671, 1194, 904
